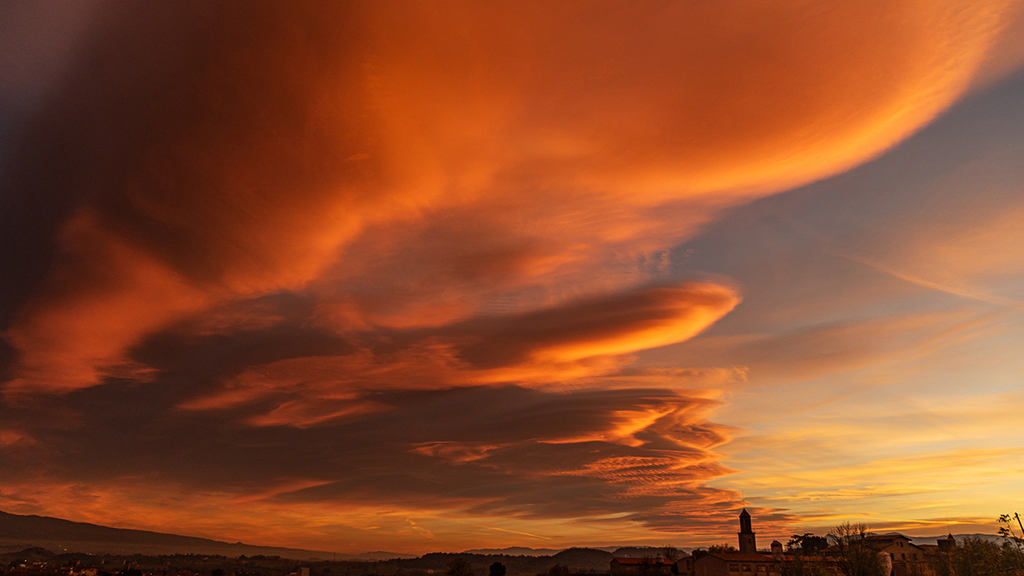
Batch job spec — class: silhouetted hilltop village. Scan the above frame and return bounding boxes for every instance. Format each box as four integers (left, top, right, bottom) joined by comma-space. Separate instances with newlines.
609, 511, 1022, 576
2, 510, 1021, 576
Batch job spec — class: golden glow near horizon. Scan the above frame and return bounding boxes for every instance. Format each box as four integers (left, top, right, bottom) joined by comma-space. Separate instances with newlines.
1, 0, 1024, 554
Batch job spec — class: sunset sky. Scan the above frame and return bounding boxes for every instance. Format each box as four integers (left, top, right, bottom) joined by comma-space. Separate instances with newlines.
2, 0, 1024, 554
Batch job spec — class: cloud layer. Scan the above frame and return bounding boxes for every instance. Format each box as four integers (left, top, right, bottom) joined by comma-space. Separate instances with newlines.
2, 0, 1023, 552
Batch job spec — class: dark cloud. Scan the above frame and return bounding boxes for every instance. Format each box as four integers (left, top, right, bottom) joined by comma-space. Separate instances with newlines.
0, 382, 741, 526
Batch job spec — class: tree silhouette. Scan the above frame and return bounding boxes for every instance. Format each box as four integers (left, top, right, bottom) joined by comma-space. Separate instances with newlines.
490, 563, 507, 576
446, 558, 474, 576
787, 534, 828, 555
827, 522, 885, 576
708, 545, 737, 554
952, 536, 1006, 576
548, 564, 571, 576
999, 513, 1024, 571
636, 557, 667, 576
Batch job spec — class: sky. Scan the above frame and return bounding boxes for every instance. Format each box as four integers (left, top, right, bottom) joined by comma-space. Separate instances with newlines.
2, 0, 1024, 555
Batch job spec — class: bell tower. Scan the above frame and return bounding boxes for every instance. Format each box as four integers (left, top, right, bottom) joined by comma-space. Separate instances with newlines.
738, 509, 756, 553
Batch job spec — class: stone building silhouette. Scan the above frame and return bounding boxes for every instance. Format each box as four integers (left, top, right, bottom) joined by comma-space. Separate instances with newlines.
673, 510, 780, 576
738, 509, 756, 553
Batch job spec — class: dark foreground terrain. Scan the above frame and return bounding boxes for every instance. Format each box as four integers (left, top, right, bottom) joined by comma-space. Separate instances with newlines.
0, 546, 617, 576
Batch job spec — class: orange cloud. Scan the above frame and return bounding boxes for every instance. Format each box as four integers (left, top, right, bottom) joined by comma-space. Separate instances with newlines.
503, 284, 739, 364
4, 212, 211, 396
5, 1, 1017, 398
363, 0, 1017, 202
179, 283, 736, 426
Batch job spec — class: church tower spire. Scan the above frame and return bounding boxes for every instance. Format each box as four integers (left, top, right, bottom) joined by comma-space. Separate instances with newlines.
738, 509, 756, 553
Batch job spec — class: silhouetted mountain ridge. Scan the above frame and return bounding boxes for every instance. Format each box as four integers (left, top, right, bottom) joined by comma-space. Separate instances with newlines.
907, 534, 1008, 546
609, 546, 681, 558
0, 510, 379, 559
462, 547, 563, 556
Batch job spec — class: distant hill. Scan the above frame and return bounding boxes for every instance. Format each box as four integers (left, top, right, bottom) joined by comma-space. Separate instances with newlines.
908, 534, 1008, 546
0, 509, 417, 560
550, 547, 616, 568
462, 547, 563, 556
345, 551, 421, 561
610, 546, 682, 558
377, 548, 614, 576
